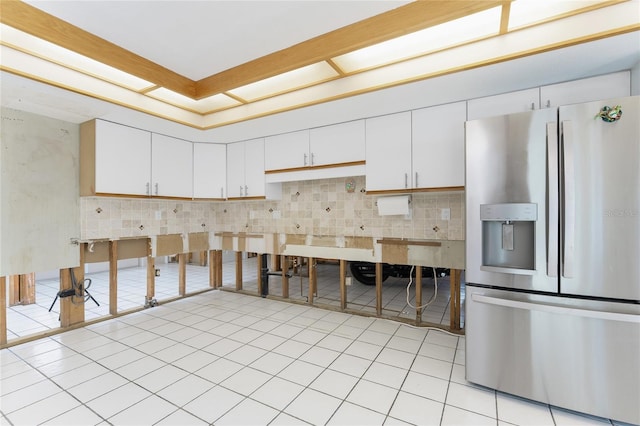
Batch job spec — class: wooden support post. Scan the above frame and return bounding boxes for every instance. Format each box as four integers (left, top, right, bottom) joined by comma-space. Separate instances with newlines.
10, 273, 37, 306
199, 250, 207, 267
146, 240, 155, 307
208, 250, 215, 288
59, 246, 85, 328
257, 253, 264, 296
21, 273, 36, 305
0, 277, 7, 346
216, 250, 223, 288
281, 255, 289, 299
450, 269, 461, 330
415, 266, 423, 324
109, 240, 118, 315
308, 257, 316, 304
8, 275, 20, 306
340, 259, 347, 310
178, 253, 187, 296
235, 251, 243, 290
271, 254, 281, 272
376, 262, 383, 316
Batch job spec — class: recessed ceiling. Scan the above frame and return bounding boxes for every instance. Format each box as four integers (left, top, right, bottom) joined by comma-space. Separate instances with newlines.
1, 0, 639, 130
21, 0, 410, 81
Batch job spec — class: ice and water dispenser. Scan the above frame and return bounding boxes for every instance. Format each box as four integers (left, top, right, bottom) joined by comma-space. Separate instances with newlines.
480, 203, 537, 274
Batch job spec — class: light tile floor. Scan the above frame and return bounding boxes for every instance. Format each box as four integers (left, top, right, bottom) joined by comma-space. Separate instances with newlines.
0, 290, 627, 425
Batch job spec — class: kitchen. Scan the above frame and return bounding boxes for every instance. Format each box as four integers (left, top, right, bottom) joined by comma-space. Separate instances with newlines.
1, 1, 639, 424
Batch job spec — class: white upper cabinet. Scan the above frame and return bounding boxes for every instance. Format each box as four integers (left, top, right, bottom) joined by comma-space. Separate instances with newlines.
412, 101, 467, 189
264, 121, 366, 183
265, 130, 309, 171
309, 120, 365, 166
193, 143, 226, 199
151, 134, 193, 198
89, 119, 152, 196
365, 112, 412, 192
226, 141, 246, 199
82, 120, 195, 199
244, 138, 267, 198
467, 88, 540, 121
541, 71, 630, 108
227, 138, 277, 199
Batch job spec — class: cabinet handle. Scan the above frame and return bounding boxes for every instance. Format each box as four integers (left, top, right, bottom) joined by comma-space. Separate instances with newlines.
311, 153, 315, 165
146, 182, 150, 195
531, 102, 535, 110
245, 185, 248, 196
155, 183, 159, 195
221, 188, 224, 198
415, 172, 418, 188
304, 153, 308, 166
404, 173, 408, 189
239, 185, 243, 197
546, 100, 551, 108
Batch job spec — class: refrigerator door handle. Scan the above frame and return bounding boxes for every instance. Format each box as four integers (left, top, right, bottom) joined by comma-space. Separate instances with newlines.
547, 122, 559, 277
472, 293, 640, 323
561, 120, 575, 278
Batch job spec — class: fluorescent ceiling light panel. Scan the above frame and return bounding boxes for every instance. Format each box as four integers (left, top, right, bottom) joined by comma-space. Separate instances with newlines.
146, 87, 240, 112
508, 0, 612, 30
0, 24, 154, 91
333, 6, 502, 73
227, 62, 339, 101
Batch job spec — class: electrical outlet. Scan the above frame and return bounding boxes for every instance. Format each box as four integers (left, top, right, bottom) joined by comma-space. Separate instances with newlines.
155, 210, 162, 220
346, 277, 352, 286
441, 208, 451, 221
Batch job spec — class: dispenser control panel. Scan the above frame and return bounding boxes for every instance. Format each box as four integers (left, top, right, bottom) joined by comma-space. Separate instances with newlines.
480, 203, 537, 221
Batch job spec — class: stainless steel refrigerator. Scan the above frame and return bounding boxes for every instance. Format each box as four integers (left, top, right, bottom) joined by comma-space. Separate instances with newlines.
464, 96, 639, 424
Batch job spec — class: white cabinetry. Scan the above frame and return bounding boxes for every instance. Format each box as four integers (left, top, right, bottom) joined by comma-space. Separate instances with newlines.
467, 88, 539, 120
365, 112, 412, 192
193, 143, 226, 199
264, 120, 366, 182
412, 101, 466, 189
151, 134, 193, 198
83, 119, 152, 196
82, 120, 194, 199
540, 71, 630, 108
227, 138, 279, 199
264, 130, 309, 171
309, 120, 365, 166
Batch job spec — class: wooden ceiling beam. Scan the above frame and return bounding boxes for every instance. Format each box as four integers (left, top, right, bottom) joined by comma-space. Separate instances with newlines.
0, 0, 196, 98
195, 0, 508, 99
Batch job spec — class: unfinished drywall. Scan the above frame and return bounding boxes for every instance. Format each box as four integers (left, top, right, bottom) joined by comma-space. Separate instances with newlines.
1, 108, 80, 275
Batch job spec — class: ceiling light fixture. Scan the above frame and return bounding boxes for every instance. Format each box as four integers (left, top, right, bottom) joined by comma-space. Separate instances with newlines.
227, 62, 339, 102
332, 6, 503, 73
0, 24, 154, 91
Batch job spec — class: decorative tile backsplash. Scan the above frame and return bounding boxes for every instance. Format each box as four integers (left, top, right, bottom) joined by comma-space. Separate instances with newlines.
81, 176, 464, 241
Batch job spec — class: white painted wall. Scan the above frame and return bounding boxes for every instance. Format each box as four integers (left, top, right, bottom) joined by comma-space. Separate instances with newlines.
631, 60, 640, 95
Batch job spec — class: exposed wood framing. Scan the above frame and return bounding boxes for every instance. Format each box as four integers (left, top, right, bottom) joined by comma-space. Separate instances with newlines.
235, 252, 243, 290
109, 240, 118, 315
0, 277, 7, 346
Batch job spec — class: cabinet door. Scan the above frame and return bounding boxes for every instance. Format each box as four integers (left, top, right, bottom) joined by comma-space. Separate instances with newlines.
310, 120, 365, 166
365, 112, 412, 191
95, 120, 151, 196
226, 141, 245, 198
467, 88, 540, 120
244, 138, 265, 197
412, 102, 467, 189
193, 143, 226, 199
151, 134, 193, 198
541, 71, 630, 108
264, 130, 309, 171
